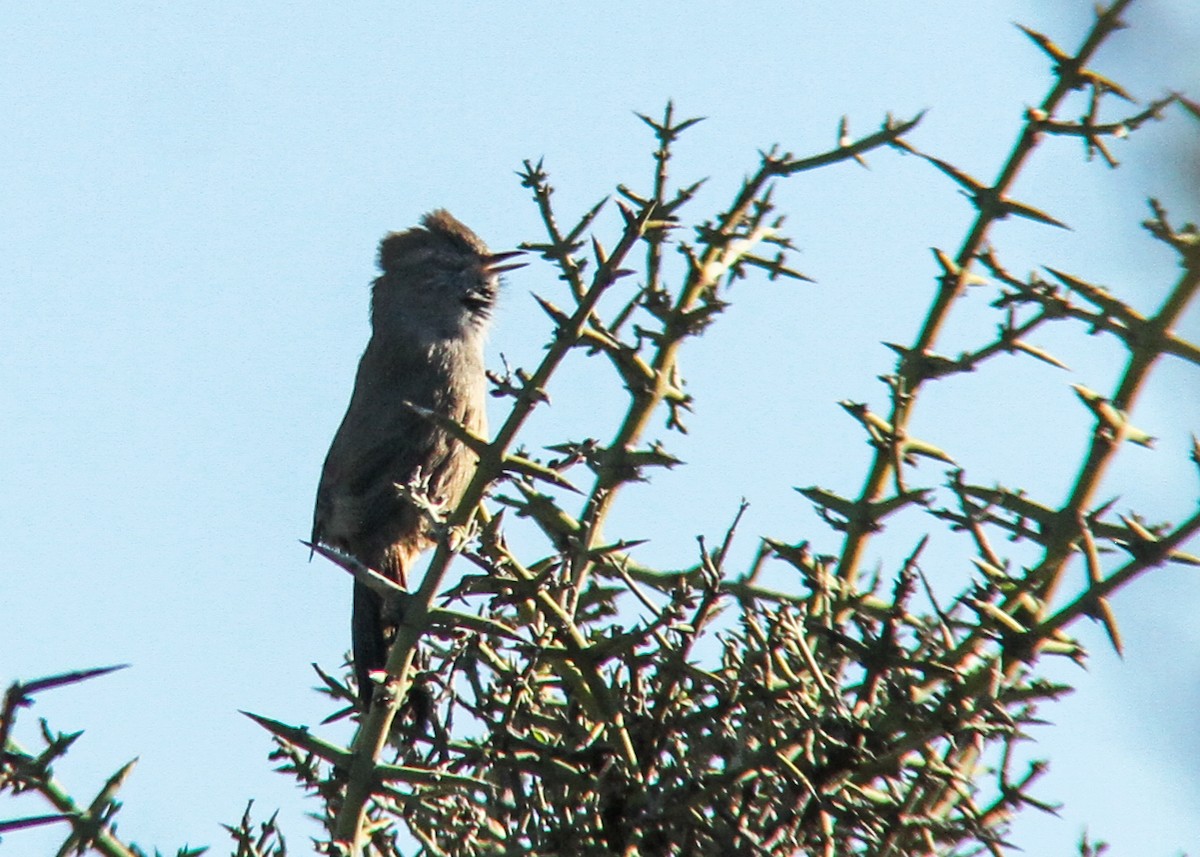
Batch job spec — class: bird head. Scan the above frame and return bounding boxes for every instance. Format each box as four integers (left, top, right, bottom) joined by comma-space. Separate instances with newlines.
371, 210, 524, 342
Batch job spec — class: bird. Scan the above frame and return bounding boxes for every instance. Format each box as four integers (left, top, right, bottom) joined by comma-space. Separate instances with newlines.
312, 210, 521, 705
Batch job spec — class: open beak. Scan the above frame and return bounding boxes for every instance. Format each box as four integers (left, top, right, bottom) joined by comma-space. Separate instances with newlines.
483, 249, 527, 275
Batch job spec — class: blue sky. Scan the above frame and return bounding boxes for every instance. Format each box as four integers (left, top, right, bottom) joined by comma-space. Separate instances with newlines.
3, 2, 1199, 853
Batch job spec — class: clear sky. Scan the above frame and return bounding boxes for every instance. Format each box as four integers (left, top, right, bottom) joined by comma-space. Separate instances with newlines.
3, 2, 1199, 854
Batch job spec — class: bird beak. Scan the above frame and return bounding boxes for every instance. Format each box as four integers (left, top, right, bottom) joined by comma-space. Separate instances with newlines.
483, 249, 527, 275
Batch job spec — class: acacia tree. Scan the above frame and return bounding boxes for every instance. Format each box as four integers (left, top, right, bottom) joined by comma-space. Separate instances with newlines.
4, 3, 1199, 855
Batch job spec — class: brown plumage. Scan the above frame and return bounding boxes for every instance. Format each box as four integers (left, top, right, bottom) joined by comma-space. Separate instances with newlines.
312, 210, 518, 704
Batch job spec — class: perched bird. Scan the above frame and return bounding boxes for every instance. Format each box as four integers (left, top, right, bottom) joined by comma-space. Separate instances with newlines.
312, 210, 520, 704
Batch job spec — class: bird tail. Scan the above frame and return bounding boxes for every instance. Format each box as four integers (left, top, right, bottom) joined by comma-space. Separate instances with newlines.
352, 580, 389, 705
